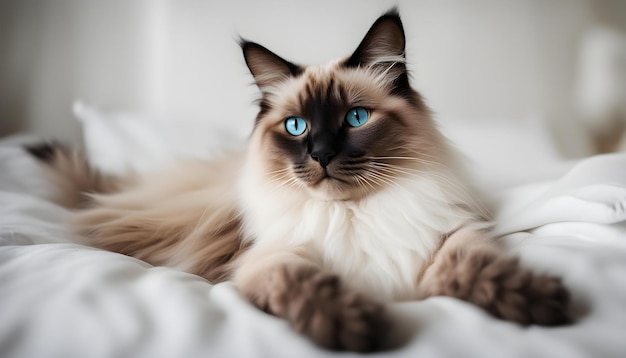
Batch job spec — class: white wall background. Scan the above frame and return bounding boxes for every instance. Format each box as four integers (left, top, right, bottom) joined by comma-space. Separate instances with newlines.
0, 0, 625, 157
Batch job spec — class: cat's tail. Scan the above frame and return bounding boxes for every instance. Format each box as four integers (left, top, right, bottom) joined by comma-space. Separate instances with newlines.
25, 142, 121, 208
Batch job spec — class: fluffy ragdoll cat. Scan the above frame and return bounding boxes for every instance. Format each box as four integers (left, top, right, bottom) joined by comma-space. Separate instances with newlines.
29, 10, 569, 352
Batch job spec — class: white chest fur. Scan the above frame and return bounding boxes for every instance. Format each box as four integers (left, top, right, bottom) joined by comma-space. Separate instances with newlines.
238, 162, 478, 301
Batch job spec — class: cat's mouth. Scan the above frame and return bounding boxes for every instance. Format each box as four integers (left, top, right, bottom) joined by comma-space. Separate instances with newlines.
298, 165, 361, 200
314, 169, 349, 186
289, 160, 382, 200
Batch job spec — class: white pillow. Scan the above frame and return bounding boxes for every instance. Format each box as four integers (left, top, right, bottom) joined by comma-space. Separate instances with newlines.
438, 115, 575, 189
73, 101, 250, 175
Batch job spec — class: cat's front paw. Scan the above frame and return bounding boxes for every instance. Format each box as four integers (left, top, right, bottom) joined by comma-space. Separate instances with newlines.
267, 266, 389, 352
422, 248, 570, 326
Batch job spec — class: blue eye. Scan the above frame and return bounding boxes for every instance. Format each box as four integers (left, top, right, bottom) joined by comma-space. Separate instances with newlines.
285, 117, 307, 136
345, 107, 369, 127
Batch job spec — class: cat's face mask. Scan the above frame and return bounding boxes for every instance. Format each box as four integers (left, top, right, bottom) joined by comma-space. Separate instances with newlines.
242, 14, 447, 201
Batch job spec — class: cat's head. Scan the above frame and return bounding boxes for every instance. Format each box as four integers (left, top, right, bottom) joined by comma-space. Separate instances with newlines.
242, 10, 451, 201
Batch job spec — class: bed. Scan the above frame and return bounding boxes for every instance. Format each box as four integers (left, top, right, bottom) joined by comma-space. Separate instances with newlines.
1, 105, 625, 357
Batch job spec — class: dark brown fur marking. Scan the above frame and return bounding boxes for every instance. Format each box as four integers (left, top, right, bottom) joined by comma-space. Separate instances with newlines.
420, 246, 570, 326
25, 142, 119, 208
25, 141, 64, 163
249, 265, 389, 352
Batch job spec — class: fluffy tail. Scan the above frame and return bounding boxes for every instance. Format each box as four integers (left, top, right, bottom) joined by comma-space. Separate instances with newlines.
25, 142, 120, 208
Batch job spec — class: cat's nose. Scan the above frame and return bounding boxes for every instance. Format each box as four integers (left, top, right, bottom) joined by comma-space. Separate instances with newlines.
310, 149, 336, 168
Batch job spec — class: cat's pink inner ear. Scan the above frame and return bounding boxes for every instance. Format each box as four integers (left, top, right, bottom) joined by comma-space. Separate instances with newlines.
241, 41, 302, 90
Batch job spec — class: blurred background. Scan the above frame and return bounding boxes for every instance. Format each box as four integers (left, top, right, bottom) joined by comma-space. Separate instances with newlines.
1, 0, 625, 161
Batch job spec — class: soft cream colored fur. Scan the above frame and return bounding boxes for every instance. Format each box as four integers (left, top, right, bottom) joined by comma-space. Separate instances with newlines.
75, 153, 248, 282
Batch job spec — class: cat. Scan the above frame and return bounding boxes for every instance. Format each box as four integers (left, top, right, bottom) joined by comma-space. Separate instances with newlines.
27, 9, 570, 353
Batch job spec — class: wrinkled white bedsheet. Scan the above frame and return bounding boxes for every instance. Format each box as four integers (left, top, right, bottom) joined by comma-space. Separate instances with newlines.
1, 140, 625, 358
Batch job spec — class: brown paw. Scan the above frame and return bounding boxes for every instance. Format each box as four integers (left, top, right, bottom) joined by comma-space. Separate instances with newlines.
423, 248, 570, 326
266, 266, 388, 352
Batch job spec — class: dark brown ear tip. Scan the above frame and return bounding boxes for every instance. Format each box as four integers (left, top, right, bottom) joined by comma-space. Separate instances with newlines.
237, 36, 249, 49
239, 38, 259, 52
377, 8, 405, 37
24, 141, 64, 163
239, 40, 275, 64
375, 7, 403, 30
239, 39, 259, 60
344, 8, 407, 69
382, 7, 401, 20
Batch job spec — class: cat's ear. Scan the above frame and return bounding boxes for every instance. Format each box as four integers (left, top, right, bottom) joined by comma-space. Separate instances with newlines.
344, 9, 407, 78
241, 40, 303, 91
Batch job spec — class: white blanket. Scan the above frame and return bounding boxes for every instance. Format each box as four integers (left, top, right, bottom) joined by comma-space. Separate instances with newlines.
1, 139, 625, 358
